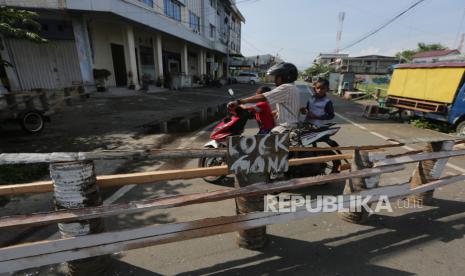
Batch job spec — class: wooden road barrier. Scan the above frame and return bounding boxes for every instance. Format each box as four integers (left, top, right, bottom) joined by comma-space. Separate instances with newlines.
1, 136, 465, 274
0, 165, 403, 230
0, 174, 464, 273
0, 154, 353, 196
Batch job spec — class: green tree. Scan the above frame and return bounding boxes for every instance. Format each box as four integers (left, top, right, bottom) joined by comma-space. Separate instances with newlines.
0, 7, 46, 65
395, 42, 448, 62
304, 63, 335, 77
417, 42, 447, 52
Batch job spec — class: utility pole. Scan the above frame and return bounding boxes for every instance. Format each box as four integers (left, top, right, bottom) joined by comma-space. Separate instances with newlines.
225, 16, 231, 81
458, 33, 465, 53
276, 48, 283, 64
335, 11, 345, 53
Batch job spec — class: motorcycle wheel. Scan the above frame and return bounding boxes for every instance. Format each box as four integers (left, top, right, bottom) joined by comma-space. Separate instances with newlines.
198, 149, 226, 184
316, 139, 342, 175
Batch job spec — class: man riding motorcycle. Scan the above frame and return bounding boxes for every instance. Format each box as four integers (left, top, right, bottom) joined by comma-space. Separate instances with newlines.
228, 62, 301, 133
227, 62, 345, 177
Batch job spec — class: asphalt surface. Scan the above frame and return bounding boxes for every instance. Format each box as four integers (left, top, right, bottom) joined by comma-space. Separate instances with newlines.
9, 82, 465, 275
107, 83, 465, 275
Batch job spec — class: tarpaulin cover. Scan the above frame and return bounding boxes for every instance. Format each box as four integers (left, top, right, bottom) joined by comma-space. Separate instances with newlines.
387, 68, 465, 103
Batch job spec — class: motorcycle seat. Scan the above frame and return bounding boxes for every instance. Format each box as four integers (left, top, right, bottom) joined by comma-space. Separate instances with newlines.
313, 123, 337, 131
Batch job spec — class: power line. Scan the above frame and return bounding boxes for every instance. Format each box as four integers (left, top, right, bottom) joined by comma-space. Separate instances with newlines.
241, 36, 264, 53
340, 0, 427, 51
454, 8, 465, 49
343, 0, 446, 39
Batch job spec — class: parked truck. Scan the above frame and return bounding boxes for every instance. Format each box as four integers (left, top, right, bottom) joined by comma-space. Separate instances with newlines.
385, 62, 465, 135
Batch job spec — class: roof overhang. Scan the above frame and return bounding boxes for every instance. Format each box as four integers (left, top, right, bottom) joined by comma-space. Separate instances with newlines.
396, 62, 465, 69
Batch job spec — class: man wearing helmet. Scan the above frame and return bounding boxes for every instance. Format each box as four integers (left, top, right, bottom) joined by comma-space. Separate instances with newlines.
228, 62, 300, 133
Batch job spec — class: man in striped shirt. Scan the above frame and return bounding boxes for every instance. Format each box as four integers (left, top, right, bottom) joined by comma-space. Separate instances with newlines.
228, 62, 300, 132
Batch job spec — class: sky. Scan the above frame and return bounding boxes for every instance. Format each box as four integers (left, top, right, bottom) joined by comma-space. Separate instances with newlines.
236, 0, 465, 69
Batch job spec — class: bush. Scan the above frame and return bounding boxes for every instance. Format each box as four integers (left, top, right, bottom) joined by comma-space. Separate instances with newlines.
410, 118, 452, 133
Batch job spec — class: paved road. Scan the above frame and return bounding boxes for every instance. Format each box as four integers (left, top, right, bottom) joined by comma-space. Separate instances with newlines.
13, 82, 465, 275
96, 82, 465, 275
0, 84, 258, 252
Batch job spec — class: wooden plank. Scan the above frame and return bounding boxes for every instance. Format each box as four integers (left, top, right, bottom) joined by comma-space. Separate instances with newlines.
3, 148, 465, 197
0, 145, 386, 164
387, 137, 463, 144
150, 148, 226, 159
289, 154, 351, 166
374, 149, 465, 167
0, 166, 228, 196
0, 154, 352, 196
0, 181, 54, 196
390, 103, 437, 113
96, 165, 229, 188
289, 143, 404, 152
0, 151, 152, 165
0, 158, 393, 230
3, 139, 460, 165
0, 174, 464, 273
386, 150, 424, 158
387, 95, 446, 106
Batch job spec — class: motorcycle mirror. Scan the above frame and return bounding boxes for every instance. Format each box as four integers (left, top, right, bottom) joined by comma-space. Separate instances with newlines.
228, 89, 235, 97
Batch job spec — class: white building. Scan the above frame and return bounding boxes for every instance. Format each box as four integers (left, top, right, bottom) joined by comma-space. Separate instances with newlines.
0, 0, 245, 91
411, 49, 461, 63
314, 53, 349, 66
313, 53, 397, 75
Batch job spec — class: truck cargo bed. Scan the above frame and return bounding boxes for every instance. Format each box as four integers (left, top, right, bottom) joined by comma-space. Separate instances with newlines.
387, 65, 465, 104
386, 96, 448, 113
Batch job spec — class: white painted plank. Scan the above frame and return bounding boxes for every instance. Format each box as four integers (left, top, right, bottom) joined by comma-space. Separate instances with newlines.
0, 174, 464, 273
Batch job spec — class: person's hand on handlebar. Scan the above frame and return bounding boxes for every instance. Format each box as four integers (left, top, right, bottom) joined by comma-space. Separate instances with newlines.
227, 101, 238, 110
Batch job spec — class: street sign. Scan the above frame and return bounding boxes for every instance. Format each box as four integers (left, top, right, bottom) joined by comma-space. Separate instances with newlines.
227, 134, 289, 175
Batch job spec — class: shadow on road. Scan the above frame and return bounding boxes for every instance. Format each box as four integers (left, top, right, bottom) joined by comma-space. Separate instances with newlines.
172, 198, 465, 276
105, 259, 165, 276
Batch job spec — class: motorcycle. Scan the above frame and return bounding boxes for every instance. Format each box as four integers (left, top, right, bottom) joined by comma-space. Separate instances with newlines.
198, 89, 251, 184
198, 89, 345, 184
286, 122, 345, 178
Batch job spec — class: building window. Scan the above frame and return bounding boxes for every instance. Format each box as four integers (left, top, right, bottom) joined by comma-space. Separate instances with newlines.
164, 0, 181, 21
210, 0, 216, 8
210, 24, 216, 38
189, 11, 200, 33
138, 0, 153, 7
231, 17, 236, 32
